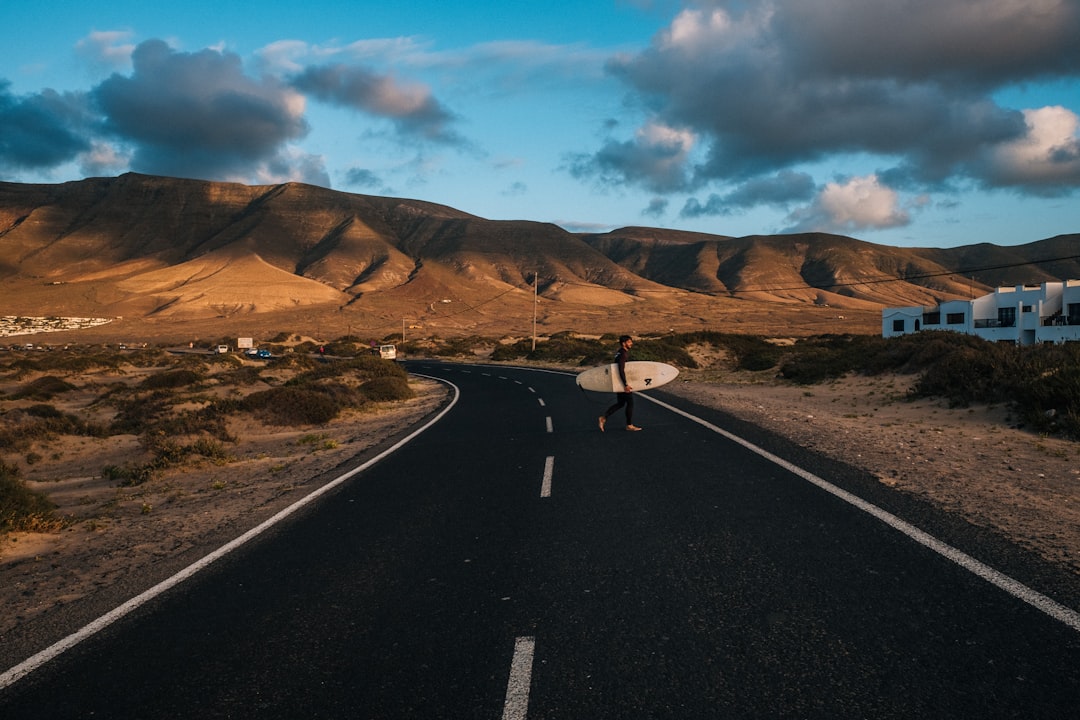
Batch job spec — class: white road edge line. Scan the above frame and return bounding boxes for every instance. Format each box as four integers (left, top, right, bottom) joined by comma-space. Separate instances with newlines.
0, 375, 462, 691
541, 456, 554, 498
643, 394, 1080, 633
502, 636, 536, 720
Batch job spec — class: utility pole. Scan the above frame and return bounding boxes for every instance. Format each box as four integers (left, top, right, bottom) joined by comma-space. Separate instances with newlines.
402, 318, 406, 344
532, 272, 538, 351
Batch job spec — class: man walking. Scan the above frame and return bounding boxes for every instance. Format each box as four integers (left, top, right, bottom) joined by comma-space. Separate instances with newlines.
598, 335, 641, 432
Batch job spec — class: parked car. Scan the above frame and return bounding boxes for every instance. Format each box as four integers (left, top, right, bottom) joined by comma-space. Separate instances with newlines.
255, 348, 273, 359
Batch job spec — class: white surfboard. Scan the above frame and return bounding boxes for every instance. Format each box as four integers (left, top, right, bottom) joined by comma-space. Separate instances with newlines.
576, 360, 679, 393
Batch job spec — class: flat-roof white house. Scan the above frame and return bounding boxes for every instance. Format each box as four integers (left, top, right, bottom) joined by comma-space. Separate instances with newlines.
882, 280, 1080, 345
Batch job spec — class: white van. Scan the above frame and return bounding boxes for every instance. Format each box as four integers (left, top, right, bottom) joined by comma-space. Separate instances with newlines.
377, 344, 397, 360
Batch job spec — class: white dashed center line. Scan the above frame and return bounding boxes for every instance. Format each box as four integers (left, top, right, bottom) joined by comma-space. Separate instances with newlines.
541, 456, 554, 498
502, 636, 536, 720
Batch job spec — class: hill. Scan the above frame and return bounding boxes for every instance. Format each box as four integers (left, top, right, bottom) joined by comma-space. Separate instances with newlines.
1, 173, 1077, 342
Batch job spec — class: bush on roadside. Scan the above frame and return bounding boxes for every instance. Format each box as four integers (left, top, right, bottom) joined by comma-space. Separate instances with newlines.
0, 459, 64, 533
243, 386, 348, 425
360, 375, 414, 402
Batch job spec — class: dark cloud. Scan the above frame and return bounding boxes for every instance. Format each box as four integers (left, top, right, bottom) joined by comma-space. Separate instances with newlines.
344, 167, 382, 189
291, 63, 461, 144
92, 39, 310, 180
774, 0, 1080, 87
566, 120, 695, 193
588, 0, 1080, 200
0, 82, 93, 170
642, 197, 668, 218
681, 171, 814, 218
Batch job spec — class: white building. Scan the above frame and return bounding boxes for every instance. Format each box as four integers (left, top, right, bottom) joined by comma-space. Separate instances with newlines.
882, 280, 1080, 345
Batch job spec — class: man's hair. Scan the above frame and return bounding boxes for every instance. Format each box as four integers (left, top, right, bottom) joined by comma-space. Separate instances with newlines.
619, 335, 632, 343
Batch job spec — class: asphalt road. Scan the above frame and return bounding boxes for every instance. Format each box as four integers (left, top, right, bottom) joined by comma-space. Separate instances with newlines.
3, 361, 1080, 718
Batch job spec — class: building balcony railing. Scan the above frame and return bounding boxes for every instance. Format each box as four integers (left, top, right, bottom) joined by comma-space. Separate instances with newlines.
1043, 316, 1080, 327
973, 319, 1016, 329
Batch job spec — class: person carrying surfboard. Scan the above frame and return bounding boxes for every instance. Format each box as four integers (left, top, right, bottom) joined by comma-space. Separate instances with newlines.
598, 335, 642, 432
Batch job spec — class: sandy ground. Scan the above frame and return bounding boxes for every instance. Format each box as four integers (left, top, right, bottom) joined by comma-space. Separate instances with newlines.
2, 361, 1079, 655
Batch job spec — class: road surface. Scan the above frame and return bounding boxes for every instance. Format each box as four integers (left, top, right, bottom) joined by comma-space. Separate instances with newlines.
2, 361, 1079, 718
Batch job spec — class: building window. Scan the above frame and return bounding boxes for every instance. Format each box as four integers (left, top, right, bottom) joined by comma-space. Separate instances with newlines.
1022, 305, 1033, 313
1069, 303, 1080, 325
923, 311, 941, 325
892, 319, 905, 332
946, 313, 965, 325
998, 307, 1016, 327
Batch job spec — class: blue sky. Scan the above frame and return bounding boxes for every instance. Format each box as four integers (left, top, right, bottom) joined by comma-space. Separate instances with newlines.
2, 0, 1079, 249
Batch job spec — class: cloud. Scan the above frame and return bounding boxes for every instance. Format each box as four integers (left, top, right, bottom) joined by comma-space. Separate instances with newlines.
567, 120, 696, 193
681, 170, 815, 218
92, 39, 310, 181
0, 81, 93, 170
78, 141, 129, 177
344, 167, 383, 189
597, 0, 1080, 198
976, 106, 1080, 194
291, 63, 461, 144
642, 197, 668, 218
784, 175, 910, 233
74, 30, 136, 75
502, 181, 528, 197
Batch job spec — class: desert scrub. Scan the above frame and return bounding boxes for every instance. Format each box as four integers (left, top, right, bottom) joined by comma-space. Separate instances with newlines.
10, 375, 76, 401
0, 405, 90, 451
0, 459, 65, 533
360, 375, 414, 402
243, 386, 346, 425
138, 368, 203, 390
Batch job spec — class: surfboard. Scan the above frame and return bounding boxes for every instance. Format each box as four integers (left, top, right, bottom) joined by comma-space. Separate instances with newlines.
575, 360, 679, 393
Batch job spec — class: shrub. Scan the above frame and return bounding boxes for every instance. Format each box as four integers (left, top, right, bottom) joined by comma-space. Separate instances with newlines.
244, 387, 343, 425
11, 376, 75, 400
360, 376, 414, 402
139, 369, 202, 390
0, 459, 63, 533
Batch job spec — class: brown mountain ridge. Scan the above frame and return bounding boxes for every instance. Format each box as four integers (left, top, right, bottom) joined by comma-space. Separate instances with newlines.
1, 173, 1077, 341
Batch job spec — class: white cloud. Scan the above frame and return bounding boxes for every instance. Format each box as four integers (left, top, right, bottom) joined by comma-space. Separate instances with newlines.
980, 106, 1080, 192
74, 31, 136, 74
786, 175, 909, 233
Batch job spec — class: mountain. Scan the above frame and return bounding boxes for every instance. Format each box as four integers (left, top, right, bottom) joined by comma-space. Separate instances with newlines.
0, 173, 1077, 340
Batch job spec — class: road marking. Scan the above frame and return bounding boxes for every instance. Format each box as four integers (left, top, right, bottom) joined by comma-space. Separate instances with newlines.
545, 416, 553, 433
644, 394, 1080, 634
538, 398, 546, 407
502, 636, 536, 720
0, 376, 463, 691
541, 456, 554, 498
528, 387, 536, 393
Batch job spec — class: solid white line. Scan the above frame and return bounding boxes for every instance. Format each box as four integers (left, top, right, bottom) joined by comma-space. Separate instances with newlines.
643, 394, 1080, 633
545, 416, 553, 433
0, 375, 462, 691
502, 636, 536, 720
541, 456, 554, 498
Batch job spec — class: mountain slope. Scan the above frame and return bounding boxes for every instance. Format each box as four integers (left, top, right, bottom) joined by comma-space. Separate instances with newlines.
0, 174, 1076, 338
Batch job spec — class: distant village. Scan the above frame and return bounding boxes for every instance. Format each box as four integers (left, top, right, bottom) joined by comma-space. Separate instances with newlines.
0, 315, 114, 339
